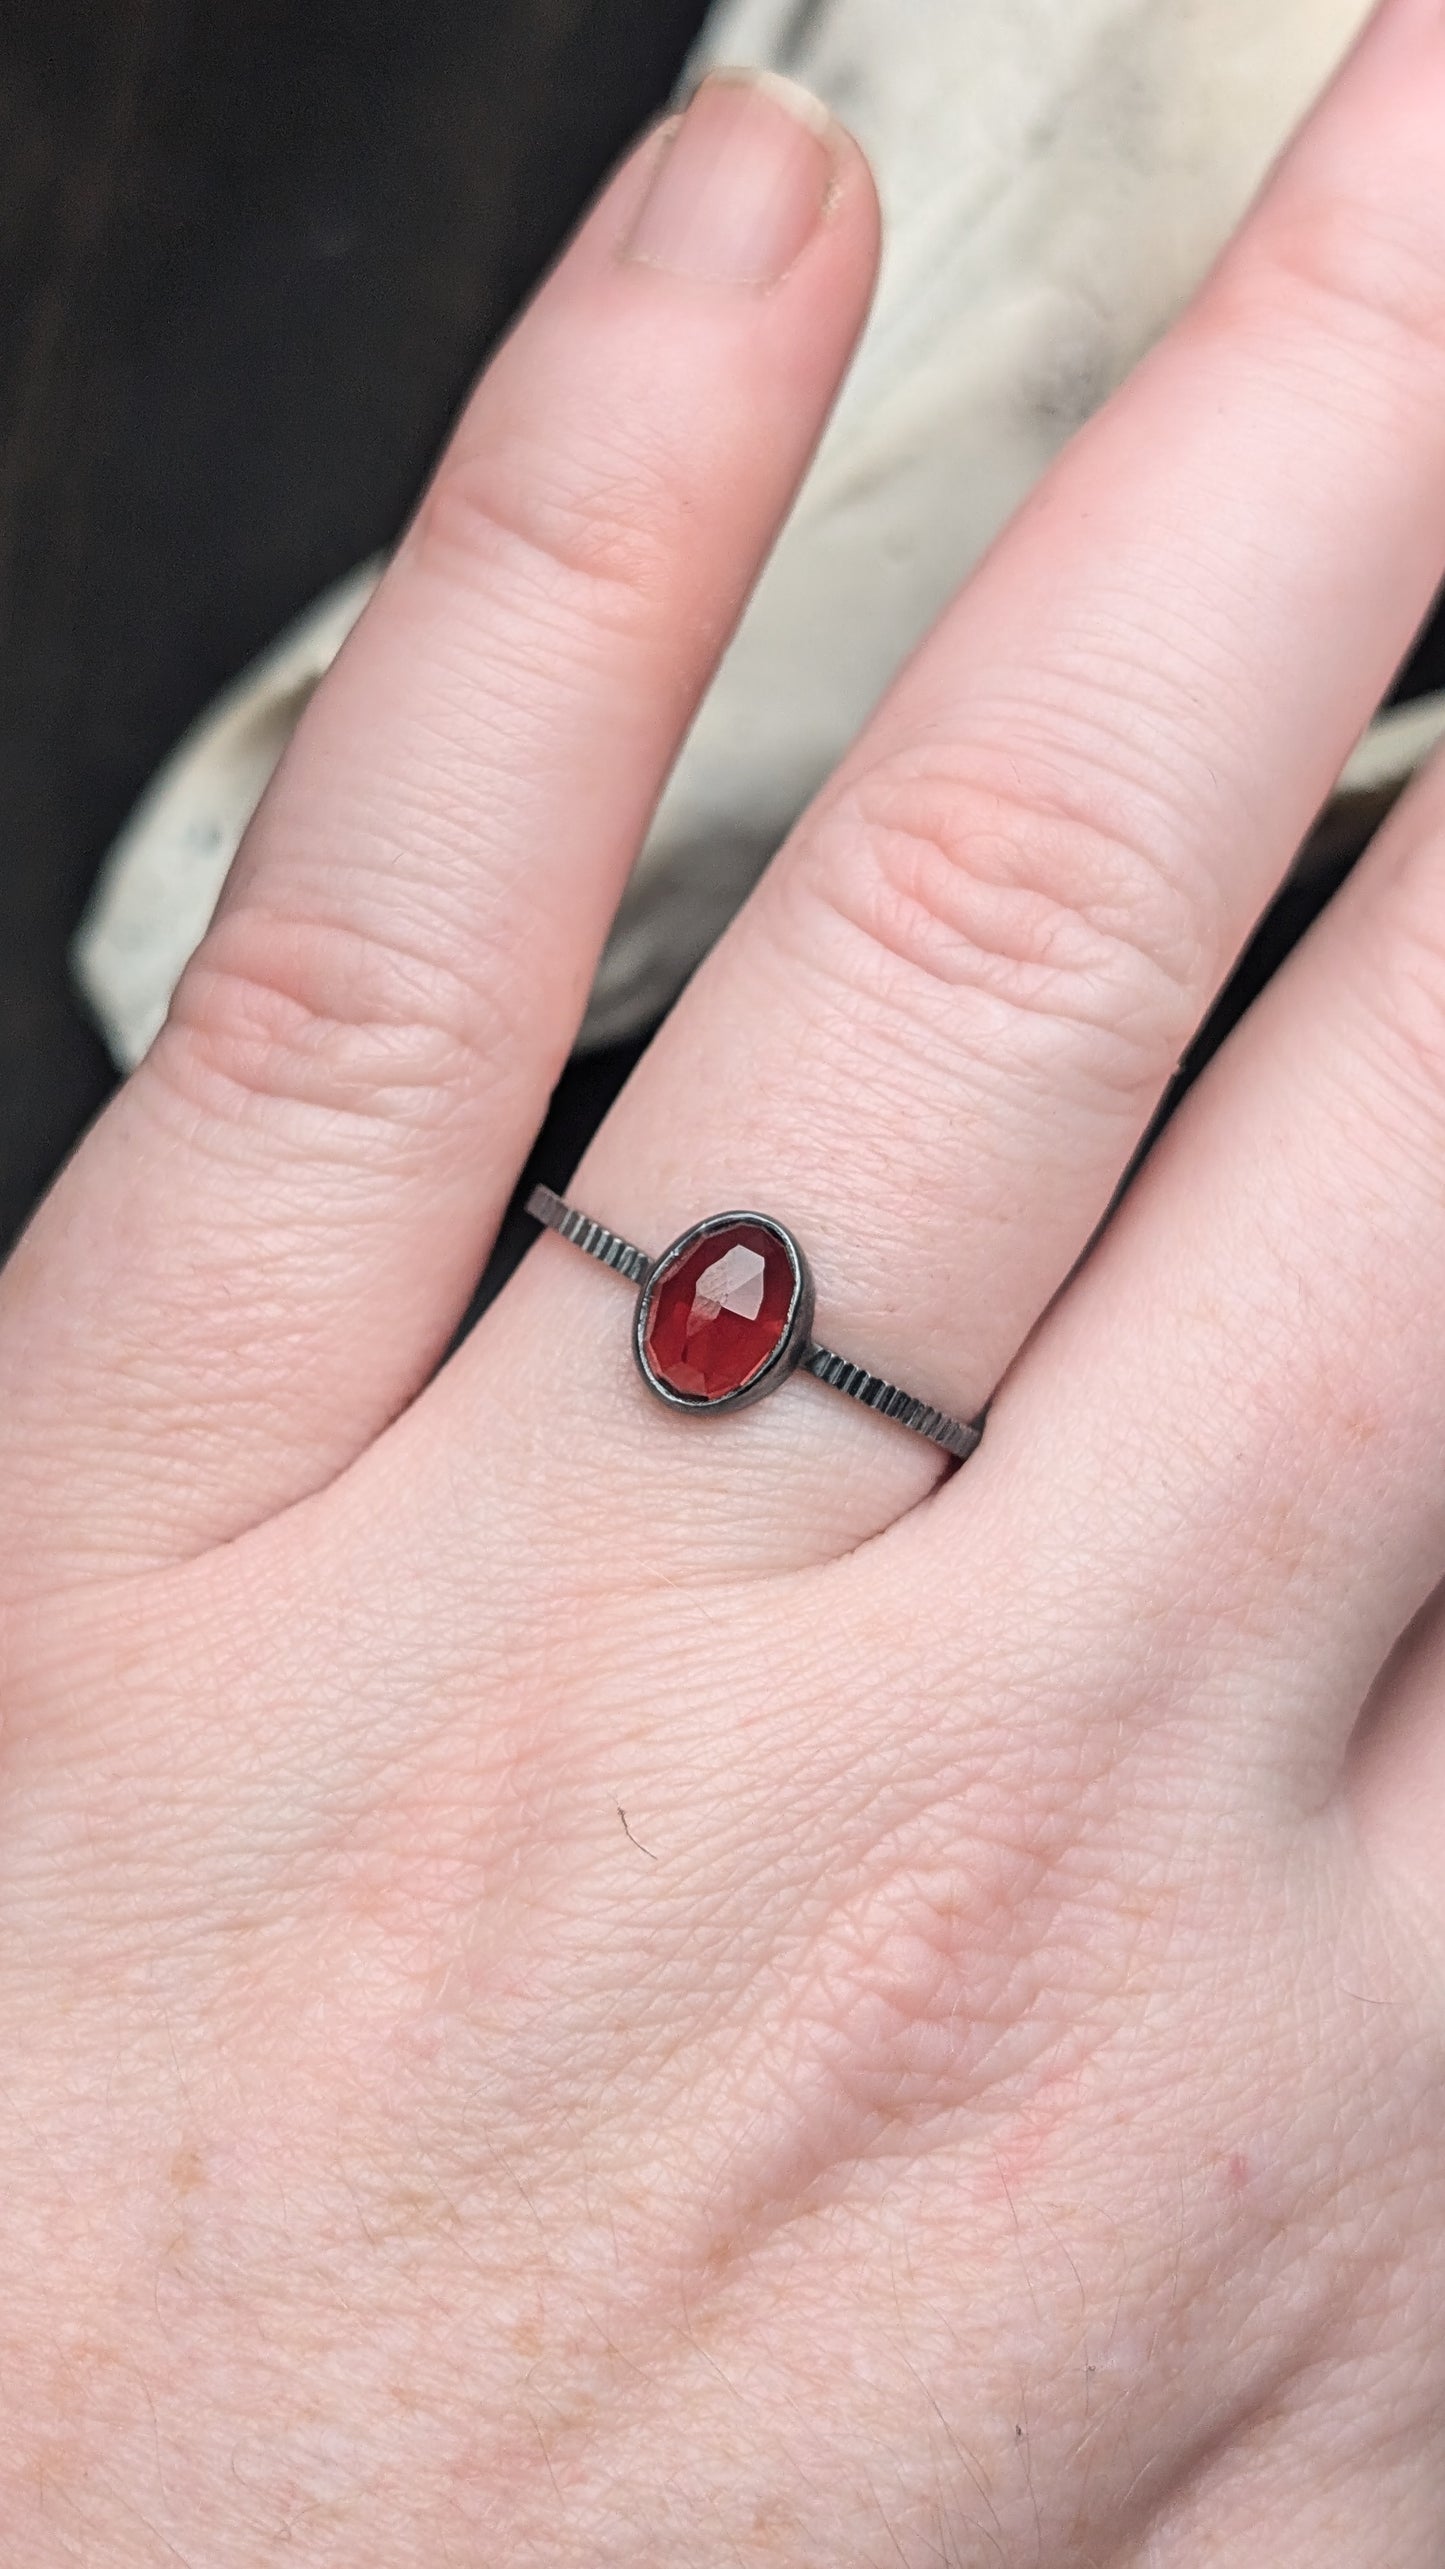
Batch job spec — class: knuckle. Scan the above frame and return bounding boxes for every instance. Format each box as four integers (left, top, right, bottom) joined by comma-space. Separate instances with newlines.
1236, 187, 1445, 391
800, 1863, 1034, 2137
406, 424, 679, 633
784, 1809, 1100, 2156
152, 902, 518, 1146
786, 749, 1212, 1100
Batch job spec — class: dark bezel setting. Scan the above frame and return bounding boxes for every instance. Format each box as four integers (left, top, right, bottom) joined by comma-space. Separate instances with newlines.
632, 1211, 816, 1417
526, 1185, 984, 1465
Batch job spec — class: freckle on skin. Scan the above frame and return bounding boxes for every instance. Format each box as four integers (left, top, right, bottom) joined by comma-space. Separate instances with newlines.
170, 2146, 205, 2194
1227, 2152, 1250, 2194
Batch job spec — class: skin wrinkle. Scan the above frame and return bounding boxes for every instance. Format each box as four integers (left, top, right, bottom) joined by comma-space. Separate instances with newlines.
904, 633, 1263, 878
801, 817, 1190, 1087
817, 739, 1217, 971
406, 436, 683, 619
162, 946, 511, 1140
223, 690, 637, 959
1251, 184, 1445, 377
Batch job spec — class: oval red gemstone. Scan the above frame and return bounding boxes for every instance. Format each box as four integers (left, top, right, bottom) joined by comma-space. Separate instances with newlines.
643, 1223, 797, 1404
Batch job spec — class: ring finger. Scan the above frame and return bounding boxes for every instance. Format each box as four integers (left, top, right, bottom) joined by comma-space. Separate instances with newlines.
462, 0, 1445, 1570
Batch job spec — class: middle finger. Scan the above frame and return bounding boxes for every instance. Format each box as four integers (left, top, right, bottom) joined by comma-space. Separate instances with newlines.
469, 0, 1445, 1567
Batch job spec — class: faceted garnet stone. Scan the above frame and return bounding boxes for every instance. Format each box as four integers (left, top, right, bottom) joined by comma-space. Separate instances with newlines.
643, 1222, 797, 1405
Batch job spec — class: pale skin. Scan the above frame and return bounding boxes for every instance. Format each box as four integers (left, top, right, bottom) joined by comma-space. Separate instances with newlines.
5, 6, 1445, 2559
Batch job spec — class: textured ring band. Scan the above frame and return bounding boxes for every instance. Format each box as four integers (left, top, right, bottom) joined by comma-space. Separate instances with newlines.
526, 1186, 984, 1466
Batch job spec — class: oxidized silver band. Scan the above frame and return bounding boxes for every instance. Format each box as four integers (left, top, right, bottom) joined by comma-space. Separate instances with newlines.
527, 1185, 984, 1465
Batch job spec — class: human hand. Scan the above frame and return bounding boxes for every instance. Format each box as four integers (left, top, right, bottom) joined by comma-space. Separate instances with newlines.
4, 17, 1445, 2561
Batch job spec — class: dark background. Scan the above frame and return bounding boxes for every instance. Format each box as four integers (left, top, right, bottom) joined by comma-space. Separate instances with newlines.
0, 0, 712, 1252
2, 0, 1443, 1261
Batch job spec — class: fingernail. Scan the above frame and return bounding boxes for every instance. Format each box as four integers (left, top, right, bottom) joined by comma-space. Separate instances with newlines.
621, 69, 840, 290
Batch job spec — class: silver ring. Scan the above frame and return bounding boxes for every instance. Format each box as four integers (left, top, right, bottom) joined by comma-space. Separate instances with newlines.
526, 1186, 984, 1465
